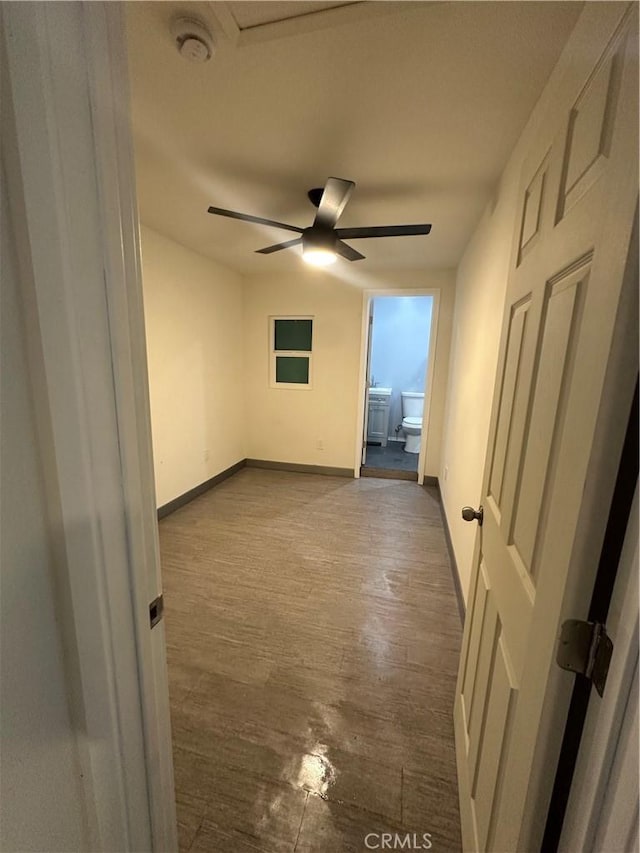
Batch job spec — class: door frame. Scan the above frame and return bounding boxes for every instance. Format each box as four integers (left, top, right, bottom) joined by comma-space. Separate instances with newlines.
558, 476, 639, 851
354, 288, 440, 484
544, 381, 638, 850
360, 300, 375, 467
2, 3, 176, 850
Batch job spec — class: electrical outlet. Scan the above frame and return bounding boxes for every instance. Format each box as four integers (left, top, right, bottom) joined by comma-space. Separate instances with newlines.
444, 465, 449, 481
316, 439, 324, 451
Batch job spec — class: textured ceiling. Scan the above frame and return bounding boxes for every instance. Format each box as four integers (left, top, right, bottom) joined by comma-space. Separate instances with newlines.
126, 1, 581, 274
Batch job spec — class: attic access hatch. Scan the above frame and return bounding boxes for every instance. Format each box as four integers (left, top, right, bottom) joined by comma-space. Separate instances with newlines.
208, 1, 404, 47
227, 1, 353, 30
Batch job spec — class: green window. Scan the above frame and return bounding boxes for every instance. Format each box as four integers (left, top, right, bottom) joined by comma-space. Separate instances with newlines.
275, 356, 309, 384
271, 316, 313, 388
274, 319, 313, 352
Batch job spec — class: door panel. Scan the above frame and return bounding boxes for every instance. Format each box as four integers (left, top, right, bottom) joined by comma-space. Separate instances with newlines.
511, 261, 588, 578
454, 7, 638, 851
492, 290, 542, 539
461, 562, 490, 726
473, 633, 516, 850
558, 35, 625, 219
488, 298, 531, 513
460, 559, 518, 850
465, 568, 498, 773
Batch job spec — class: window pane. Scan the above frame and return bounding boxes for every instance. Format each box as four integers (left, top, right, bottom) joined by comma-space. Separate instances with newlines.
275, 356, 309, 384
274, 319, 312, 351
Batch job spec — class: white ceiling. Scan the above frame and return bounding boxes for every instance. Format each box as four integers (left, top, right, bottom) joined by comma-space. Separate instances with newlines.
126, 1, 581, 274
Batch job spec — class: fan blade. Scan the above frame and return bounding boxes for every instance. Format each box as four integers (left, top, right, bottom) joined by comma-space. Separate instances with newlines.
313, 177, 355, 229
335, 224, 432, 239
208, 206, 303, 234
255, 238, 302, 255
335, 241, 365, 262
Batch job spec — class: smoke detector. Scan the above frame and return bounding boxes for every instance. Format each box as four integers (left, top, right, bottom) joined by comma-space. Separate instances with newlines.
171, 17, 214, 63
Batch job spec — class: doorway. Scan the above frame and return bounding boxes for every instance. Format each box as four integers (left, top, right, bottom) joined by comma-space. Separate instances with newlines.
358, 292, 438, 482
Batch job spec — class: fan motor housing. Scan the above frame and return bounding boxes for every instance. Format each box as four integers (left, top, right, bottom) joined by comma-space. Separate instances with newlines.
307, 188, 325, 208
302, 227, 336, 253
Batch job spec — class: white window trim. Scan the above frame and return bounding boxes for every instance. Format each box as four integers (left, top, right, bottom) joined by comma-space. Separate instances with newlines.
269, 315, 314, 390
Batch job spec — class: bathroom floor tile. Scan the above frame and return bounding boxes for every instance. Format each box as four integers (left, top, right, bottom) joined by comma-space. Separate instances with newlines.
362, 442, 418, 472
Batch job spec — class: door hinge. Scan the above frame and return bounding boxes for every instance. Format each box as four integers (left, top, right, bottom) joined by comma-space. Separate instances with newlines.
556, 619, 613, 697
149, 594, 164, 629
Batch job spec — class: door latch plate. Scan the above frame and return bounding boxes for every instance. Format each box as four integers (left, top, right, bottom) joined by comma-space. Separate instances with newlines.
149, 594, 164, 629
557, 619, 613, 697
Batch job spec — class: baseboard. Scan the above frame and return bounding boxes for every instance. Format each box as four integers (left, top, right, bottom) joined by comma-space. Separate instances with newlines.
245, 459, 354, 478
157, 458, 247, 519
424, 479, 465, 624
360, 467, 417, 481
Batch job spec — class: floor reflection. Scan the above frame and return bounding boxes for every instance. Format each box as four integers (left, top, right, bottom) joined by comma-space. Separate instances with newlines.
298, 748, 337, 799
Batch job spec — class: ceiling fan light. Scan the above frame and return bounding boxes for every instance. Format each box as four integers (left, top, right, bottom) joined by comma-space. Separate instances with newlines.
303, 247, 337, 266
302, 228, 337, 266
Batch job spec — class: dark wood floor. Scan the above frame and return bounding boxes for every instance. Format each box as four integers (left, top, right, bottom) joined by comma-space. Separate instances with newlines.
159, 468, 463, 853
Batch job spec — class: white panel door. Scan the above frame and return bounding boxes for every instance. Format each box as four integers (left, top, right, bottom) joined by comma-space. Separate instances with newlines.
454, 7, 638, 851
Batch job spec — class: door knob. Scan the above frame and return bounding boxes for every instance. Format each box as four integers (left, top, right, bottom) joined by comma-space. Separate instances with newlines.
462, 505, 483, 526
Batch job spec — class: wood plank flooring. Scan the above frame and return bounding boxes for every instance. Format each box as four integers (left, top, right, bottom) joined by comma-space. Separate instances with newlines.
159, 468, 463, 853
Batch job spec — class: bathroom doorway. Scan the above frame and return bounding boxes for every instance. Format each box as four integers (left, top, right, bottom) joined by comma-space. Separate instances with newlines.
358, 293, 437, 482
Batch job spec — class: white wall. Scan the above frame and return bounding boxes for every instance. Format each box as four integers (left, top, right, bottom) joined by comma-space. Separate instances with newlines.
140, 226, 245, 507
243, 268, 455, 476
439, 10, 587, 602
0, 179, 89, 853
370, 295, 434, 439
439, 178, 517, 599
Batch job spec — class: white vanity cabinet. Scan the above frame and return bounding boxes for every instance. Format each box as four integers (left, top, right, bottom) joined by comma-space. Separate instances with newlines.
367, 388, 392, 447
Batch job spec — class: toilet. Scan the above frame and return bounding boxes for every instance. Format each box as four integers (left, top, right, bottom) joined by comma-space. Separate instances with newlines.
401, 391, 424, 454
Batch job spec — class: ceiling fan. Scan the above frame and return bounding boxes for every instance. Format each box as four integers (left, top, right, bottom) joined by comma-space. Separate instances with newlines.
207, 177, 432, 266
